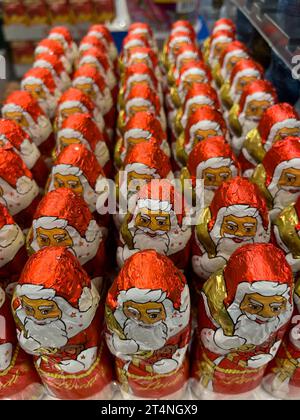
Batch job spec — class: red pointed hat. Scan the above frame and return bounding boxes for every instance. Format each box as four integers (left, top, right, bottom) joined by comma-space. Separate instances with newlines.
0, 202, 17, 228
79, 35, 108, 53
88, 24, 115, 44
80, 47, 111, 72
17, 247, 91, 308
223, 243, 293, 307
229, 58, 264, 86
3, 90, 46, 123
219, 40, 249, 68
125, 84, 161, 116
124, 140, 172, 179
0, 119, 32, 150
167, 31, 194, 55
60, 113, 106, 150
187, 136, 240, 182
174, 44, 202, 65
73, 65, 106, 94
35, 38, 65, 58
0, 146, 33, 187
107, 249, 187, 311
122, 33, 151, 50
22, 67, 57, 94
177, 59, 211, 85
238, 79, 278, 114
209, 30, 235, 52
183, 82, 220, 110
185, 105, 227, 144
208, 177, 269, 231
57, 87, 95, 114
49, 26, 74, 46
257, 103, 300, 146
171, 20, 196, 37
54, 143, 105, 188
33, 187, 94, 238
261, 137, 300, 187
34, 52, 65, 77
212, 18, 236, 35
124, 111, 166, 143
129, 22, 154, 38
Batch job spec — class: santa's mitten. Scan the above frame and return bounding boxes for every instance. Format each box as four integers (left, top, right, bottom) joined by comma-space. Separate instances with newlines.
152, 358, 178, 374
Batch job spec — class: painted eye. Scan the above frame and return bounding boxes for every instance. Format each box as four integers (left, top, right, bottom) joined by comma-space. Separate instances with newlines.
40, 308, 52, 315
149, 313, 158, 319
249, 303, 261, 311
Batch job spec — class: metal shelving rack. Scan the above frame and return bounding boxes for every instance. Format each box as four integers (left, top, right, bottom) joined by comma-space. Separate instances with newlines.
230, 0, 300, 71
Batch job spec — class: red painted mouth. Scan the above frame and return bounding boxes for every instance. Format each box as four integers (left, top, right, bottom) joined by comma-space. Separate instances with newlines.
255, 318, 268, 325
232, 237, 243, 243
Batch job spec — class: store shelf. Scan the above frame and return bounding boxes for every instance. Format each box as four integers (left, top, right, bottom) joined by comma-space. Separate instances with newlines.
231, 0, 300, 71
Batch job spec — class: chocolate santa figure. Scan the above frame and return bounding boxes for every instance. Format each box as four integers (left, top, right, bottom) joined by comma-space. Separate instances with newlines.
0, 286, 43, 399
0, 119, 48, 188
202, 18, 236, 60
54, 87, 106, 135
105, 250, 191, 399
128, 22, 158, 52
56, 113, 111, 176
2, 90, 54, 159
78, 35, 110, 60
0, 147, 40, 230
220, 59, 264, 112
48, 26, 78, 64
229, 80, 278, 155
181, 136, 240, 207
72, 65, 114, 139
252, 137, 300, 221
241, 103, 300, 176
191, 243, 294, 397
33, 52, 71, 92
167, 44, 202, 86
114, 111, 170, 169
212, 40, 249, 88
263, 277, 300, 399
21, 67, 61, 119
117, 179, 191, 270
87, 24, 118, 63
205, 30, 235, 68
176, 105, 228, 167
34, 38, 72, 75
192, 177, 270, 281
48, 144, 110, 223
12, 247, 113, 400
27, 187, 106, 279
115, 140, 173, 230
120, 33, 151, 67
162, 31, 194, 69
120, 46, 161, 80
273, 196, 300, 275
0, 203, 27, 289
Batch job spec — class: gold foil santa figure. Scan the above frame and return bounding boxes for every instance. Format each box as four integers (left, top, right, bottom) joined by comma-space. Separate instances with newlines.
105, 250, 191, 399
12, 247, 113, 399
192, 177, 270, 281
191, 243, 294, 398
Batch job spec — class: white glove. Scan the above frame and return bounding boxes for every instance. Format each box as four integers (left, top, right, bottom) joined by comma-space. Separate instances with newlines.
152, 358, 178, 374
247, 353, 273, 368
112, 334, 139, 356
192, 253, 226, 280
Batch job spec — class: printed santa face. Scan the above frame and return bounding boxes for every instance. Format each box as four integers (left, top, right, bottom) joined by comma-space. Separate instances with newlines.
216, 41, 249, 85
263, 277, 300, 399
0, 285, 42, 399
34, 38, 72, 75
78, 35, 109, 61
33, 52, 71, 92
21, 67, 61, 119
56, 113, 110, 174
87, 24, 118, 62
177, 105, 227, 166
0, 147, 40, 229
48, 26, 78, 64
121, 33, 151, 65
164, 31, 194, 68
27, 187, 105, 272
171, 44, 202, 82
207, 30, 235, 66
252, 137, 300, 222
117, 179, 191, 270
192, 243, 293, 396
185, 136, 240, 207
192, 177, 270, 281
48, 144, 109, 216
12, 247, 100, 356
72, 64, 113, 119
128, 22, 157, 50
122, 46, 160, 79
105, 249, 190, 398
0, 119, 48, 188
2, 90, 54, 157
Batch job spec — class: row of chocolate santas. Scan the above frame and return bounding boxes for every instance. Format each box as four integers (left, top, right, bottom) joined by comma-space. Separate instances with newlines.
0, 24, 120, 399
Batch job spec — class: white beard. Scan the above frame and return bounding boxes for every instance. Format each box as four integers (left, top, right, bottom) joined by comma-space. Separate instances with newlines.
216, 235, 255, 260
123, 317, 168, 351
37, 96, 57, 119
204, 188, 216, 207
133, 229, 170, 255
24, 316, 68, 349
234, 313, 281, 346
0, 224, 24, 268
25, 117, 52, 147
239, 114, 260, 137
272, 187, 300, 210
0, 178, 39, 216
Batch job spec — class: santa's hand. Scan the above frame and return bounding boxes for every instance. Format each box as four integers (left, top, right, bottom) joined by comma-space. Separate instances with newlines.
152, 358, 178, 374
112, 334, 139, 355
202, 328, 246, 353
57, 359, 86, 374
18, 330, 41, 354
192, 253, 226, 279
290, 325, 300, 350
116, 246, 139, 267
247, 353, 273, 368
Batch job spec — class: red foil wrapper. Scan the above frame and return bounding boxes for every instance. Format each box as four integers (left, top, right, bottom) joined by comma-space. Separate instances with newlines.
48, 26, 78, 64
105, 250, 191, 398
27, 187, 106, 278
121, 63, 159, 100
218, 41, 249, 81
171, 20, 196, 38
227, 59, 264, 101
192, 243, 293, 396
2, 1, 27, 25
192, 177, 270, 281
87, 24, 118, 62
116, 179, 191, 269
34, 52, 71, 92
212, 18, 236, 35
208, 30, 235, 64
0, 119, 48, 188
56, 113, 111, 176
0, 287, 42, 399
24, 0, 49, 25
121, 33, 151, 65
0, 147, 40, 229
2, 90, 54, 158
165, 31, 194, 67
12, 247, 113, 399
